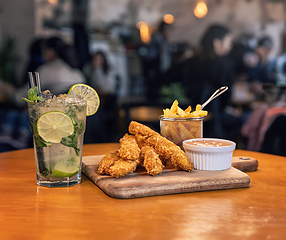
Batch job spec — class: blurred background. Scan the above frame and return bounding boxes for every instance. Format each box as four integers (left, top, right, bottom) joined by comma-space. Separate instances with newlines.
1, 0, 286, 155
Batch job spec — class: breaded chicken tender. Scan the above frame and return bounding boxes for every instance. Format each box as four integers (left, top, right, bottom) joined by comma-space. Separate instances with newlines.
109, 159, 138, 178
129, 121, 193, 172
98, 151, 119, 175
98, 134, 141, 178
135, 134, 146, 149
129, 120, 158, 138
141, 146, 164, 176
118, 134, 140, 161
98, 151, 138, 178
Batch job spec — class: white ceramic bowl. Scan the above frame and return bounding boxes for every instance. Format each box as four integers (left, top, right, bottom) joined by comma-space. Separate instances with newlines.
183, 138, 236, 171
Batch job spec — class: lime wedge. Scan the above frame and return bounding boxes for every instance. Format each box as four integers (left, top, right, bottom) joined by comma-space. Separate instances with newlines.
37, 111, 74, 143
52, 159, 79, 178
67, 84, 100, 116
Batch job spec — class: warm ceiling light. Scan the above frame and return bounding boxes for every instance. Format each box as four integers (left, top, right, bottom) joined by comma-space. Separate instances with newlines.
137, 21, 151, 44
164, 14, 174, 24
136, 21, 143, 29
194, 2, 208, 19
47, 0, 58, 4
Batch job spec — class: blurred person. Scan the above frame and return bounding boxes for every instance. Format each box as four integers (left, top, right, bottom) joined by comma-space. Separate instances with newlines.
0, 36, 85, 151
182, 24, 241, 141
242, 83, 286, 152
36, 36, 85, 95
83, 51, 119, 142
229, 37, 259, 122
163, 42, 193, 86
248, 36, 276, 98
0, 37, 45, 151
19, 38, 45, 87
159, 43, 193, 102
83, 51, 118, 96
2, 36, 85, 106
141, 20, 173, 99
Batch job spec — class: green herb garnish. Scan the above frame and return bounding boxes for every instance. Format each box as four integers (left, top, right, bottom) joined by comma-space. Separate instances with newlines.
61, 133, 80, 156
22, 86, 44, 103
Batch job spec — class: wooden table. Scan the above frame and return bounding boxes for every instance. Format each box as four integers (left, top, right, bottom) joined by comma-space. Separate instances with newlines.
0, 144, 286, 240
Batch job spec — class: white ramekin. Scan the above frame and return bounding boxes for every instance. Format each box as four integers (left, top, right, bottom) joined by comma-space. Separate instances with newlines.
183, 138, 236, 171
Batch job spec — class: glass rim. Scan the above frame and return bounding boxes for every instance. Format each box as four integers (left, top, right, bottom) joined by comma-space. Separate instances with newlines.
159, 115, 204, 121
27, 101, 86, 107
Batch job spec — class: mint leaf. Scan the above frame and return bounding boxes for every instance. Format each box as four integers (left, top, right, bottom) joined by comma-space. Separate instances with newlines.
35, 96, 44, 102
41, 168, 50, 177
23, 86, 44, 103
61, 133, 80, 156
74, 120, 85, 135
28, 86, 38, 101
21, 97, 34, 103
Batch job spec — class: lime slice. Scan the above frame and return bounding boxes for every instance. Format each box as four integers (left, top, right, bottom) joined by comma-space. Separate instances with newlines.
37, 111, 74, 143
67, 84, 100, 116
52, 159, 79, 178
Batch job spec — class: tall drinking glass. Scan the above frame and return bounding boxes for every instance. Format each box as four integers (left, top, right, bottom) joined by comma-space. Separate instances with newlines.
28, 99, 86, 187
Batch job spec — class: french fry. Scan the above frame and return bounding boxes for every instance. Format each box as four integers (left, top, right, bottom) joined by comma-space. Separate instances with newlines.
196, 104, 202, 111
177, 107, 188, 117
188, 110, 208, 118
164, 109, 178, 118
170, 100, 179, 113
161, 125, 171, 138
189, 121, 200, 127
163, 101, 207, 118
170, 127, 181, 145
195, 127, 202, 138
199, 110, 208, 116
184, 106, 192, 114
190, 127, 198, 133
188, 112, 198, 118
161, 99, 205, 148
178, 123, 194, 139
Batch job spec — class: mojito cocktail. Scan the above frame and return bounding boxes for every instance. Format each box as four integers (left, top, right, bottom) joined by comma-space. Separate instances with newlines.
24, 84, 99, 187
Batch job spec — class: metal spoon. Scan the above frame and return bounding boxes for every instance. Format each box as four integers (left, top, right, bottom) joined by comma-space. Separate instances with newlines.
201, 86, 228, 109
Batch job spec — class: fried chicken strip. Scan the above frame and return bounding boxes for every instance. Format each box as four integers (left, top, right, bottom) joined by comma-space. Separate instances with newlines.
98, 150, 119, 175
129, 121, 158, 138
118, 133, 140, 161
98, 134, 141, 178
109, 159, 138, 178
98, 150, 138, 178
129, 121, 193, 172
140, 146, 164, 176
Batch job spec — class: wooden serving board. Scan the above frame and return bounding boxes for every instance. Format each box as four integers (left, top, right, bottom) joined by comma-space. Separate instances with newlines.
82, 155, 253, 199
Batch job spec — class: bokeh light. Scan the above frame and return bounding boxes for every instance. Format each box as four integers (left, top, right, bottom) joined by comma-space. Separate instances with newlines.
164, 14, 174, 24
136, 21, 151, 44
194, 2, 208, 19
47, 0, 58, 4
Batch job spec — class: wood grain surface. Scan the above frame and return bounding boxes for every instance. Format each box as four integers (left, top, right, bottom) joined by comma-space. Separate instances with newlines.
1, 144, 286, 240
82, 155, 251, 199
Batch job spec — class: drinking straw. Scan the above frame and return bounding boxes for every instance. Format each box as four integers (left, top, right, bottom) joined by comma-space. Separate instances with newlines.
34, 72, 42, 97
27, 72, 46, 174
28, 72, 35, 88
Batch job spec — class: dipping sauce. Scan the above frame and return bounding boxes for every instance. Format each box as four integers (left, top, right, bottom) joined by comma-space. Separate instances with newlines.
185, 140, 233, 147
